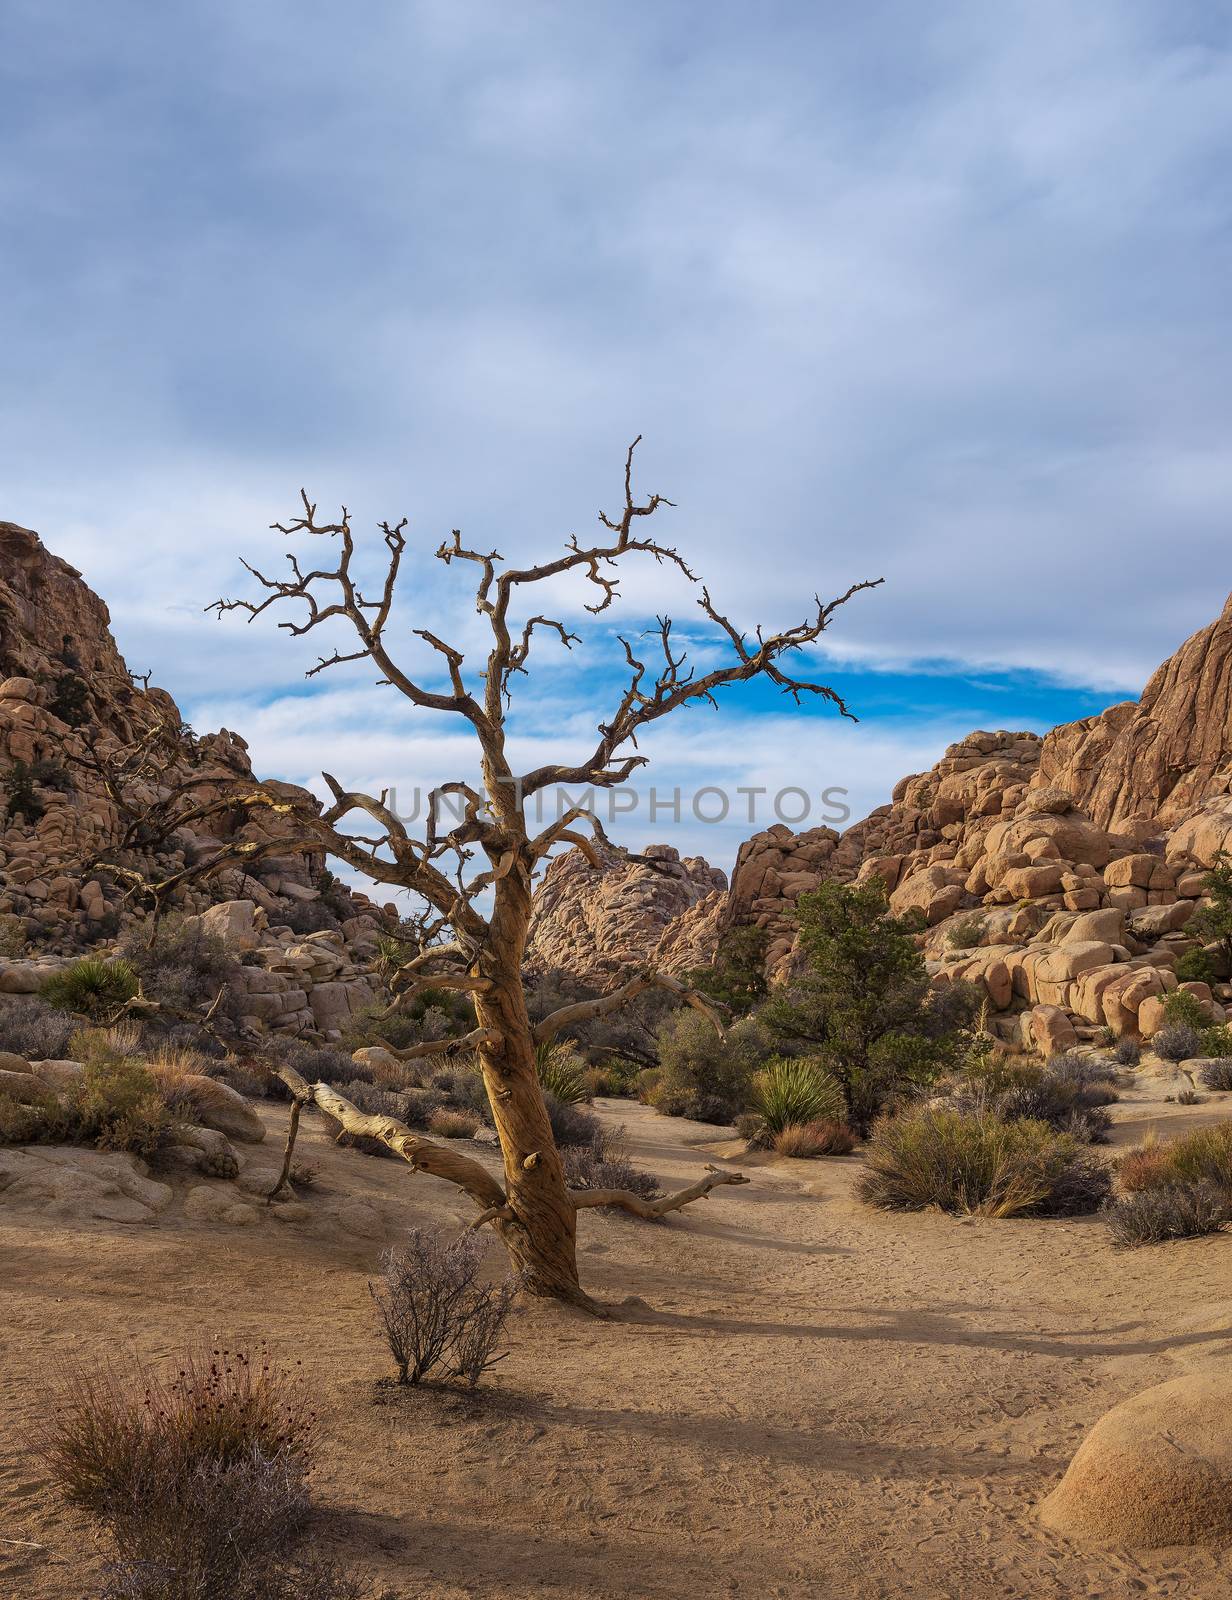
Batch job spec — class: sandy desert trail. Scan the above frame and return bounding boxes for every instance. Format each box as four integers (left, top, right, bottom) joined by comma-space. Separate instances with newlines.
3, 1088, 1232, 1600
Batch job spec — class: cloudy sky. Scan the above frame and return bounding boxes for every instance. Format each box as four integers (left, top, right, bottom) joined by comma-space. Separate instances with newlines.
3, 1, 1230, 876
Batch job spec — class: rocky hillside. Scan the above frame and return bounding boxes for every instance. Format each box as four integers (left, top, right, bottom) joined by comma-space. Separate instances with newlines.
0, 521, 389, 1032
529, 595, 1232, 1053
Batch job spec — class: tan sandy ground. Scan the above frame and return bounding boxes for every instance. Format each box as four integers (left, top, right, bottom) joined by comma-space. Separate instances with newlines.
3, 1067, 1232, 1600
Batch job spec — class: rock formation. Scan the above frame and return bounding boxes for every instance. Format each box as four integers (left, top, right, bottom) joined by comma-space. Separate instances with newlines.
0, 520, 389, 1034
528, 594, 1232, 1053
526, 842, 726, 986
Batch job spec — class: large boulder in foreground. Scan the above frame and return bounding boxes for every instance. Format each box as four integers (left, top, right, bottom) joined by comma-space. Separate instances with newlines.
1040, 1374, 1232, 1547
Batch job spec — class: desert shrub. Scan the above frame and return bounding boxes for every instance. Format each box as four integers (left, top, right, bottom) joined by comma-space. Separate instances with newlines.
1199, 1024, 1232, 1059
369, 1230, 517, 1387
1117, 1122, 1232, 1198
1200, 1058, 1232, 1091
338, 1078, 407, 1119
206, 1059, 272, 1099
559, 1123, 659, 1208
279, 899, 341, 936
634, 1067, 661, 1101
398, 1086, 448, 1128
1104, 1184, 1231, 1248
428, 1106, 481, 1139
949, 1052, 1115, 1143
772, 1118, 857, 1158
0, 1085, 63, 1145
41, 1346, 322, 1600
581, 1062, 638, 1098
753, 1057, 847, 1134
41, 956, 138, 1017
945, 917, 984, 950
426, 1058, 492, 1118
859, 1108, 1112, 1218
541, 1092, 600, 1149
69, 1021, 145, 1065
119, 916, 240, 1017
534, 1039, 588, 1104
1154, 1023, 1201, 1063
1163, 989, 1211, 1030
0, 912, 27, 958
1177, 1087, 1202, 1105
1114, 1036, 1141, 1067
0, 995, 77, 1059
1174, 947, 1216, 984
267, 1039, 365, 1089
652, 1011, 770, 1123
66, 1058, 180, 1158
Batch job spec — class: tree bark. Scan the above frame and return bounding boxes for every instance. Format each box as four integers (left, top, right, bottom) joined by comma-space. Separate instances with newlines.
471, 867, 592, 1308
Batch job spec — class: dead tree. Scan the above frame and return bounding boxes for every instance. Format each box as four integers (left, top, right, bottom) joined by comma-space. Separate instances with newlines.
186, 441, 880, 1309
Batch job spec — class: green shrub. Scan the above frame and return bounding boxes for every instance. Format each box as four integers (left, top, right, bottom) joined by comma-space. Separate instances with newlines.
1175, 948, 1216, 984
1199, 1025, 1232, 1060
945, 917, 984, 950
683, 924, 769, 1017
1187, 853, 1232, 971
66, 1058, 179, 1158
535, 1039, 588, 1104
47, 671, 90, 726
41, 957, 138, 1017
651, 1011, 770, 1123
859, 1107, 1111, 1218
752, 1057, 846, 1134
950, 1052, 1116, 1143
1163, 990, 1211, 1030
0, 913, 27, 958
3, 759, 43, 823
1104, 1184, 1231, 1248
119, 916, 239, 1017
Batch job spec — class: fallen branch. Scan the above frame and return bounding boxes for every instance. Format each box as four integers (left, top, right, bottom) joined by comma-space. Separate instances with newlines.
570, 1163, 748, 1218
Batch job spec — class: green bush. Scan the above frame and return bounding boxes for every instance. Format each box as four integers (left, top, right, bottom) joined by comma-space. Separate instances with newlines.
3, 759, 43, 823
1174, 948, 1216, 984
1187, 853, 1232, 971
752, 1057, 846, 1134
1199, 1025, 1232, 1060
1163, 989, 1211, 1030
1, 1054, 179, 1159
945, 917, 984, 950
651, 1011, 770, 1123
119, 916, 239, 1017
41, 957, 138, 1017
684, 924, 769, 1017
859, 1107, 1112, 1218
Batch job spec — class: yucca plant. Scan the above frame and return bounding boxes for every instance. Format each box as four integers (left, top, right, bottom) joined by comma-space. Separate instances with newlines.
535, 1039, 588, 1105
41, 956, 138, 1017
752, 1056, 846, 1134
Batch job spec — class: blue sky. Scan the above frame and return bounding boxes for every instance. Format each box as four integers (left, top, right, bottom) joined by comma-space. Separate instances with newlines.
3, 1, 1231, 875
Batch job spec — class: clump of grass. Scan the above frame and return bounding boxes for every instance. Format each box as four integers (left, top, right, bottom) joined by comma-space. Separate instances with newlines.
428, 1106, 481, 1139
752, 1057, 846, 1135
41, 957, 138, 1017
39, 1346, 336, 1600
859, 1107, 1111, 1218
1104, 1184, 1231, 1248
535, 1040, 588, 1104
369, 1229, 517, 1387
772, 1119, 857, 1158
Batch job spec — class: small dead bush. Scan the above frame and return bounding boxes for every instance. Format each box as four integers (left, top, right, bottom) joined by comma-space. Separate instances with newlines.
1113, 1037, 1141, 1067
1104, 1184, 1231, 1248
370, 1230, 517, 1387
542, 1092, 600, 1149
1154, 1023, 1201, 1063
1200, 1058, 1232, 1091
772, 1118, 857, 1158
559, 1124, 659, 1208
0, 995, 77, 1060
